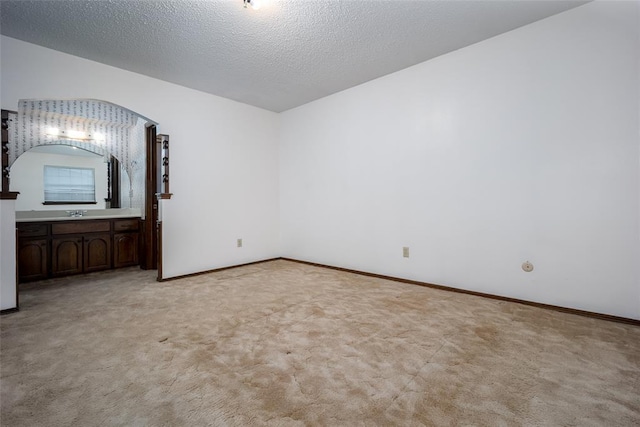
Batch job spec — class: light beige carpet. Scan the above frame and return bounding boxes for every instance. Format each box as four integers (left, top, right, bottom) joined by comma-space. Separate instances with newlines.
1, 259, 639, 426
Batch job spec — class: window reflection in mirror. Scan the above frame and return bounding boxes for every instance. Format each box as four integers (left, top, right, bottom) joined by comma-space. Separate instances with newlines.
9, 145, 131, 211
43, 165, 96, 204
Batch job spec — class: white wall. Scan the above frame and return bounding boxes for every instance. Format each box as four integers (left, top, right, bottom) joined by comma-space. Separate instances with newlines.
1, 35, 281, 284
0, 200, 17, 311
280, 1, 640, 319
2, 1, 638, 320
11, 151, 108, 211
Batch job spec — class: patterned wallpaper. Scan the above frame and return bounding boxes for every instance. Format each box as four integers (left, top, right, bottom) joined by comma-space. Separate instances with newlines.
7, 99, 155, 217
129, 117, 148, 213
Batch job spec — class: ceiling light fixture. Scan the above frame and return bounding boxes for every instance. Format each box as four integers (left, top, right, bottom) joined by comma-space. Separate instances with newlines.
243, 0, 262, 10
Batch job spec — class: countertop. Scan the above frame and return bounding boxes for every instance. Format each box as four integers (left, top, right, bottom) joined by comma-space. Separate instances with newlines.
16, 209, 142, 223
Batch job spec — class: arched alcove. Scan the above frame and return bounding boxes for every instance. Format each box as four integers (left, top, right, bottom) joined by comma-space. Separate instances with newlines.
6, 99, 158, 215
2, 98, 168, 283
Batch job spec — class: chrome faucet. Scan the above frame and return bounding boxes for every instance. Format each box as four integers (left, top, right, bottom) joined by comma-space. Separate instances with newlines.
66, 210, 87, 217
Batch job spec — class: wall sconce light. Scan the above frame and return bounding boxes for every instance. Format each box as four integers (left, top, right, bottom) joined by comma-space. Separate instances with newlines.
45, 127, 105, 143
243, 0, 262, 10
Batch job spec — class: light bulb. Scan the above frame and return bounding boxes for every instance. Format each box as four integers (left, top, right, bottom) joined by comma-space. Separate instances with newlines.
66, 130, 86, 139
46, 127, 60, 137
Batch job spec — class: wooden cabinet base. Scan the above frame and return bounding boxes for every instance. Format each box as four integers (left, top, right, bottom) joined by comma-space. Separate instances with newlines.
17, 218, 140, 283
52, 237, 83, 276
84, 233, 112, 273
18, 238, 48, 281
114, 233, 139, 268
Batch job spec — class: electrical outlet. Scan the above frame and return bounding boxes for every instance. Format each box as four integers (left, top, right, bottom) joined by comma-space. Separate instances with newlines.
403, 247, 410, 258
237, 238, 243, 248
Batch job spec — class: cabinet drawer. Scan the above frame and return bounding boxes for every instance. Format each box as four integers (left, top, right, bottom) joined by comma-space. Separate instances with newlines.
114, 219, 140, 232
52, 220, 111, 235
17, 223, 48, 237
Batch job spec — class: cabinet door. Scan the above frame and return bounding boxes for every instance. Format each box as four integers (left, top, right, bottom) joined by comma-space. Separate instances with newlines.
84, 233, 112, 273
113, 233, 139, 268
52, 237, 83, 276
18, 238, 48, 282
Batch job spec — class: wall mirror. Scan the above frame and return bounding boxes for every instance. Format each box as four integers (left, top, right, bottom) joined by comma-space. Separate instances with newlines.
10, 144, 131, 211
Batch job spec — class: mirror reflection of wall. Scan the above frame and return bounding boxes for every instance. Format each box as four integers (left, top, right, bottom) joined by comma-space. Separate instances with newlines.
10, 145, 131, 211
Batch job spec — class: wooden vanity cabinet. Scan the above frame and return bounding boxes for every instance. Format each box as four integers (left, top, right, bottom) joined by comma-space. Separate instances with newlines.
16, 223, 49, 281
18, 239, 48, 281
50, 233, 112, 276
113, 219, 139, 268
51, 220, 112, 277
51, 236, 83, 276
84, 233, 112, 273
17, 217, 140, 283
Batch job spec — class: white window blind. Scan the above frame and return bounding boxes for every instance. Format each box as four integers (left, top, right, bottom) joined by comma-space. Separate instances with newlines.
44, 165, 96, 203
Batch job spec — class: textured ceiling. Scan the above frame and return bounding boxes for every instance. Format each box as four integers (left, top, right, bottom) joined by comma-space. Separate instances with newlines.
1, 0, 589, 112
